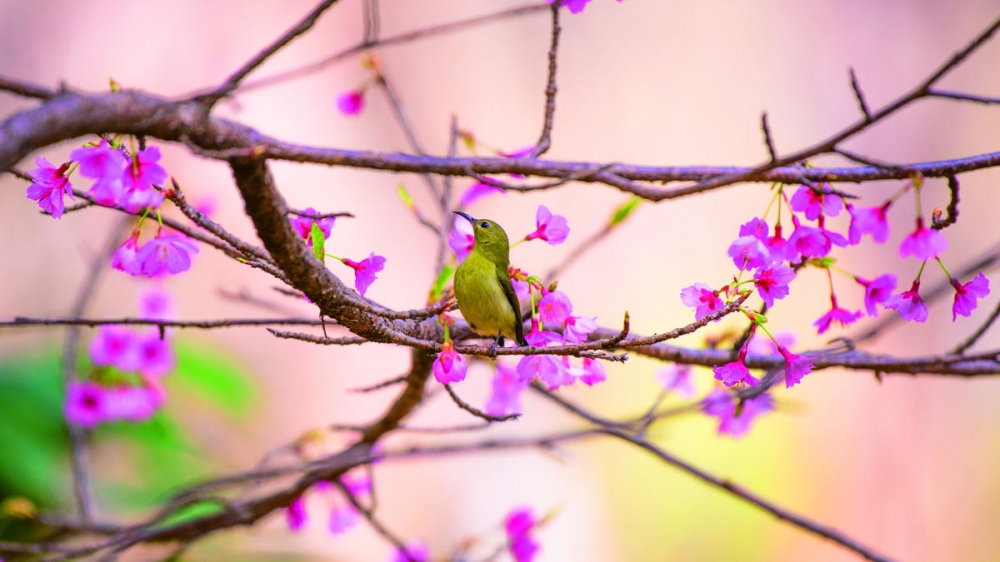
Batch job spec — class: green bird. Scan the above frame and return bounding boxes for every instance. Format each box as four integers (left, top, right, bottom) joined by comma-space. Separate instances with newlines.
453, 211, 528, 349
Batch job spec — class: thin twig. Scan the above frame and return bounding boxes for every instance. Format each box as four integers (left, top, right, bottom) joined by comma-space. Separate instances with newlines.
931, 175, 959, 230
530, 2, 561, 158
0, 74, 56, 100
195, 0, 342, 106
222, 3, 551, 96
927, 88, 1000, 105
849, 67, 872, 120
267, 328, 368, 345
760, 112, 777, 162
443, 383, 520, 422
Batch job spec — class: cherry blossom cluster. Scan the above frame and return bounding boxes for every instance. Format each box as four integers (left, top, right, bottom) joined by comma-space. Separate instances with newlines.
675, 176, 992, 437
26, 139, 169, 219
64, 290, 175, 427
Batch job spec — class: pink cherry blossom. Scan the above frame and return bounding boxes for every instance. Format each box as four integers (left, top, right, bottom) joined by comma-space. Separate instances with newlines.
951, 272, 990, 321
814, 299, 863, 334
139, 287, 175, 321
513, 277, 531, 300
753, 263, 795, 307
563, 315, 597, 344
71, 140, 126, 181
136, 231, 199, 277
855, 274, 897, 317
525, 318, 563, 347
459, 181, 505, 206
133, 330, 175, 377
779, 347, 814, 388
656, 364, 696, 398
103, 385, 163, 422
342, 252, 386, 296
884, 281, 928, 323
517, 353, 567, 390
121, 146, 168, 212
571, 357, 606, 386
538, 290, 572, 326
289, 207, 336, 246
71, 140, 126, 205
680, 282, 723, 321
899, 218, 947, 260
728, 218, 770, 270
449, 215, 475, 263
847, 204, 890, 245
789, 184, 843, 220
286, 496, 308, 531
89, 325, 138, 371
702, 390, 774, 438
65, 381, 108, 427
26, 156, 73, 219
336, 90, 364, 115
432, 340, 467, 384
524, 205, 569, 245
764, 224, 791, 264
712, 359, 758, 387
111, 230, 143, 275
391, 542, 429, 562
485, 363, 528, 417
787, 221, 848, 259
505, 506, 540, 562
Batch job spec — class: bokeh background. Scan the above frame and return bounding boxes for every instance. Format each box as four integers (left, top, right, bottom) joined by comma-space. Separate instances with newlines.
2, 0, 1000, 560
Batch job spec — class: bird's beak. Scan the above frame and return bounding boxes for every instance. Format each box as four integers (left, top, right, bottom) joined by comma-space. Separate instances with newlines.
454, 211, 475, 223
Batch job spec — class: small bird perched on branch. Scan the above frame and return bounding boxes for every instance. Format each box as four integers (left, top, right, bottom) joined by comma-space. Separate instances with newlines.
453, 211, 528, 351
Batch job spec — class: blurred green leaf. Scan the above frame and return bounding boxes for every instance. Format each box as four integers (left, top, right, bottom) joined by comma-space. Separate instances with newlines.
430, 262, 456, 303
309, 222, 325, 263
609, 196, 642, 226
0, 354, 69, 508
170, 341, 256, 418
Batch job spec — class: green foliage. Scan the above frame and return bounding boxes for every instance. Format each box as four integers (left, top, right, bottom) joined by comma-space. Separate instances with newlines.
171, 341, 256, 418
430, 261, 456, 303
309, 221, 325, 263
609, 196, 643, 226
0, 354, 70, 508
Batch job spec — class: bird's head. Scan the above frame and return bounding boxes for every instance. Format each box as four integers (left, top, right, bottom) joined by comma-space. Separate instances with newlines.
455, 211, 510, 260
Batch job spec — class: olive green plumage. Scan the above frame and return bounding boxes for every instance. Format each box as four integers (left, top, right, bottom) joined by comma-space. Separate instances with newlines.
453, 211, 527, 347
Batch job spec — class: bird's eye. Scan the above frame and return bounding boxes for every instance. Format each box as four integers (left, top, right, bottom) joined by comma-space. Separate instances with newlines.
480, 221, 490, 229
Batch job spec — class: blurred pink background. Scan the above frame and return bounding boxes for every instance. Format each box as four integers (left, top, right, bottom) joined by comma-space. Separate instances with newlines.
3, 0, 1000, 560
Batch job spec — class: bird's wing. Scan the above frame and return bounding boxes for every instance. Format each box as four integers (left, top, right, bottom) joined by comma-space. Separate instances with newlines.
496, 264, 527, 346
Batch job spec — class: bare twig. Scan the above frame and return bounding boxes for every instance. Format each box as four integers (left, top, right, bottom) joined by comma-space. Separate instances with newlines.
530, 2, 561, 158
931, 175, 959, 230
760, 112, 777, 162
849, 67, 872, 120
0, 74, 56, 100
194, 0, 342, 106
443, 383, 520, 422
224, 3, 551, 96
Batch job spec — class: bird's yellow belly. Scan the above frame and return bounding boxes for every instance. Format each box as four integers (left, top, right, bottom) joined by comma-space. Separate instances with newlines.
454, 256, 517, 341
